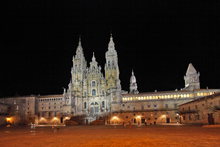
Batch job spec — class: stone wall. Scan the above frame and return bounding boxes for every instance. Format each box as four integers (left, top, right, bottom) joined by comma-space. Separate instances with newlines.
179, 93, 220, 125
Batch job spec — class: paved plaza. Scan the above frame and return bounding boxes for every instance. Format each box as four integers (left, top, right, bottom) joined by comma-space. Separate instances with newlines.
0, 125, 220, 147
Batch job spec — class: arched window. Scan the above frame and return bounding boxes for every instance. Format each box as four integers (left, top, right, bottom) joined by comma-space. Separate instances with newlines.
92, 81, 96, 87
92, 89, 96, 96
84, 102, 87, 109
108, 61, 110, 66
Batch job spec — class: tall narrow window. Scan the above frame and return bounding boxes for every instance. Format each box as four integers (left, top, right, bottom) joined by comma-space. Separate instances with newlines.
84, 102, 87, 109
92, 89, 96, 96
102, 101, 105, 108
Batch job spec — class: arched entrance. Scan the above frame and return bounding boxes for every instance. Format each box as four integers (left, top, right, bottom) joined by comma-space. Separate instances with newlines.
90, 102, 99, 115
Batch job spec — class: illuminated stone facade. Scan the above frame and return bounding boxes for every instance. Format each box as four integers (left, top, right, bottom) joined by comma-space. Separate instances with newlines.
36, 95, 64, 124
0, 36, 220, 126
184, 63, 200, 90
0, 103, 9, 125
62, 34, 121, 123
0, 96, 36, 125
129, 70, 139, 94
179, 93, 220, 125
110, 89, 219, 125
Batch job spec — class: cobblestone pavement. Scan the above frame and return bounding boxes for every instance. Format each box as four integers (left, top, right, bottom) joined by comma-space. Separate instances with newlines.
0, 125, 220, 147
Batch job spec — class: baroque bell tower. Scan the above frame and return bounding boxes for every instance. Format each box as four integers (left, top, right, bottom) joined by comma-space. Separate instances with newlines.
70, 37, 87, 97
105, 34, 121, 91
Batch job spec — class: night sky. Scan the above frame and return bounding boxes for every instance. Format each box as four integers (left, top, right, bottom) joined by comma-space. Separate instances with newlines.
1, 0, 220, 97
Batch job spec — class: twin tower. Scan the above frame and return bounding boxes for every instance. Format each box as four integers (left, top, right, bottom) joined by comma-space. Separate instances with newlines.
63, 34, 122, 117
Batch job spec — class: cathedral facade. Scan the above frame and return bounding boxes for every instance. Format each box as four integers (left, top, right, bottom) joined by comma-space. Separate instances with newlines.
62, 35, 121, 123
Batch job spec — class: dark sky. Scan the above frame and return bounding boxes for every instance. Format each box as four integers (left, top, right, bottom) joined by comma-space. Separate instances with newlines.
1, 0, 220, 97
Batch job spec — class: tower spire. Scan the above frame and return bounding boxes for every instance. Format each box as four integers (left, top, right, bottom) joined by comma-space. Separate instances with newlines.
132, 69, 134, 76
108, 33, 115, 51
92, 52, 96, 61
76, 36, 83, 55
78, 36, 81, 47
